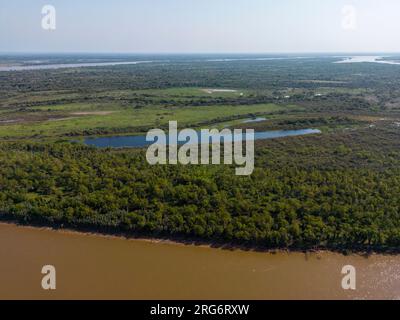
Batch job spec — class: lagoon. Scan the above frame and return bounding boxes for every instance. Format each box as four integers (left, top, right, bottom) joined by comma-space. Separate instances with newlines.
83, 129, 321, 148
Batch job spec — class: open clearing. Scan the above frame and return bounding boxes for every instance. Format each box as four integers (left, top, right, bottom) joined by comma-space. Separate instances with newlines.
70, 111, 115, 116
0, 102, 298, 139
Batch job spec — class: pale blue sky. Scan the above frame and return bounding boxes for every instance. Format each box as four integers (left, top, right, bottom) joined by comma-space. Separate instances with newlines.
1, 0, 400, 53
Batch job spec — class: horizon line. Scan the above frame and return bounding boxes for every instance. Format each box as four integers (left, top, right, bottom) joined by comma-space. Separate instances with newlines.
1, 51, 400, 56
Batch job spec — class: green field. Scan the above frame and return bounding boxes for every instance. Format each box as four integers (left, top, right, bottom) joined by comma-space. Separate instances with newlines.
0, 86, 300, 138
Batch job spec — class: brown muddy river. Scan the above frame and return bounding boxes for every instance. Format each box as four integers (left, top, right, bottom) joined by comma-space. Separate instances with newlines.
0, 222, 399, 300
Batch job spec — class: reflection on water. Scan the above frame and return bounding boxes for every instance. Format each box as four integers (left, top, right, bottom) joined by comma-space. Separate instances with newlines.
83, 129, 321, 148
0, 223, 399, 300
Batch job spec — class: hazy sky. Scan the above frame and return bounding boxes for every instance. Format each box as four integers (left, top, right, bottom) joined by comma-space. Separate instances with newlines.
1, 0, 400, 53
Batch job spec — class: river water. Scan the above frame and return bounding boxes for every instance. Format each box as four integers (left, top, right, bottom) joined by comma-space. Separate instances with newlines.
335, 56, 400, 65
2, 56, 400, 72
0, 223, 399, 300
0, 61, 153, 72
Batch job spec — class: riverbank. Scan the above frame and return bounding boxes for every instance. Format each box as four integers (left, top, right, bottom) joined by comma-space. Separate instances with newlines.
0, 216, 397, 256
0, 219, 296, 254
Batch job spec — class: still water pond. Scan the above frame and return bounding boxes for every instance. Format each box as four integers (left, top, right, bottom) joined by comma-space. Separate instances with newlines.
84, 129, 321, 148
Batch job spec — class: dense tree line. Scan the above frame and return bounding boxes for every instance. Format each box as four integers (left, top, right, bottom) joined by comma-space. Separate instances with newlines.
1, 127, 400, 251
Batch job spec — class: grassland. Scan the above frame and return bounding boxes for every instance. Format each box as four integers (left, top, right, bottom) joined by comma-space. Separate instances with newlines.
0, 86, 301, 139
0, 101, 296, 139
